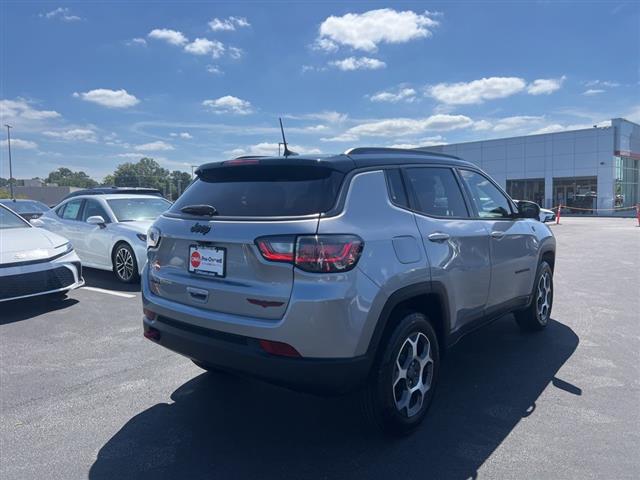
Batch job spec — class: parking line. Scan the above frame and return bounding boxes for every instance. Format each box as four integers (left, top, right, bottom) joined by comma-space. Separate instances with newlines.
82, 287, 137, 299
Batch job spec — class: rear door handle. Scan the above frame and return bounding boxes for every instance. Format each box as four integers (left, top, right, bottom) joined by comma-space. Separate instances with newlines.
491, 231, 505, 240
427, 232, 450, 242
187, 286, 209, 303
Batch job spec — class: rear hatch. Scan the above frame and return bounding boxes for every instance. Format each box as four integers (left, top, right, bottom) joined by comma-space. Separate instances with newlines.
149, 158, 347, 320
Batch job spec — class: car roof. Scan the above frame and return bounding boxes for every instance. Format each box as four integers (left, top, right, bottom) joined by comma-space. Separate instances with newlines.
62, 194, 168, 201
196, 147, 474, 175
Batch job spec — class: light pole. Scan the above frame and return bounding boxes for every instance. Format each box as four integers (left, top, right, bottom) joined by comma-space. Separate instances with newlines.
4, 124, 14, 199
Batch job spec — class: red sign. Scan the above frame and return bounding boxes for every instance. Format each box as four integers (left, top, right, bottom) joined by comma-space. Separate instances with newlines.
190, 250, 202, 268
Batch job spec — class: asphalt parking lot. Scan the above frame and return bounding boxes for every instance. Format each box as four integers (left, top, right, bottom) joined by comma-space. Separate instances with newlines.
1, 217, 638, 480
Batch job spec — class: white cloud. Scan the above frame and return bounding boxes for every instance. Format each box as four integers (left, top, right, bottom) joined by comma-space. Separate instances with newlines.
1, 138, 38, 149
527, 76, 566, 95
491, 115, 545, 132
316, 8, 439, 52
40, 7, 82, 22
286, 111, 348, 124
324, 115, 473, 142
583, 89, 605, 96
133, 141, 175, 152
206, 65, 223, 75
148, 28, 188, 46
0, 99, 61, 121
330, 57, 386, 71
472, 120, 493, 131
530, 121, 610, 135
584, 80, 620, 88
170, 132, 193, 139
202, 95, 253, 115
311, 38, 339, 53
117, 153, 146, 159
427, 77, 526, 105
209, 16, 250, 31
184, 38, 225, 57
42, 128, 97, 142
127, 37, 147, 46
370, 87, 417, 103
388, 136, 445, 149
73, 89, 139, 108
228, 46, 243, 59
228, 142, 321, 157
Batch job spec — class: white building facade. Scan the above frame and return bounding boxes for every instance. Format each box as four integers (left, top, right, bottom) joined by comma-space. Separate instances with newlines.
428, 118, 640, 215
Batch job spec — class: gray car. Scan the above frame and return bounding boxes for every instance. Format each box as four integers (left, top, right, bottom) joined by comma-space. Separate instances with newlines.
141, 148, 556, 435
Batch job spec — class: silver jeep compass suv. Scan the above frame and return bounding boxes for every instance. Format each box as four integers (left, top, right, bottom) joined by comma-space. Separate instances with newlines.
142, 148, 556, 435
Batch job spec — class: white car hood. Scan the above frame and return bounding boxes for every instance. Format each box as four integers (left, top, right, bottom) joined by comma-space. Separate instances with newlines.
0, 227, 69, 265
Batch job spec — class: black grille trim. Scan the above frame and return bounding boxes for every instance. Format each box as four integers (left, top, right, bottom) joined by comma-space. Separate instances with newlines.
156, 315, 248, 346
0, 266, 76, 300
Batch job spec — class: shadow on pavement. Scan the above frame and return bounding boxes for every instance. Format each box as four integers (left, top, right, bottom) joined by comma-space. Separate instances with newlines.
0, 296, 79, 326
82, 268, 141, 293
89, 317, 578, 480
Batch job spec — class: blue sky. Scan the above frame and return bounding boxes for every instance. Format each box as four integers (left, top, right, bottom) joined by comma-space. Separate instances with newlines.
1, 1, 639, 180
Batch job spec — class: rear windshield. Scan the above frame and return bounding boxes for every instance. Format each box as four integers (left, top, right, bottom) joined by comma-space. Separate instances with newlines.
107, 198, 172, 222
171, 165, 345, 217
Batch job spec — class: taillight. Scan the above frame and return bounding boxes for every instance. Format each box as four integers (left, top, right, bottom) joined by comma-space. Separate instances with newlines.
255, 236, 295, 262
255, 235, 363, 273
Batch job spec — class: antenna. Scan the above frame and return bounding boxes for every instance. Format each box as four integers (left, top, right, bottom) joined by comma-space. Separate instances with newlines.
278, 118, 297, 157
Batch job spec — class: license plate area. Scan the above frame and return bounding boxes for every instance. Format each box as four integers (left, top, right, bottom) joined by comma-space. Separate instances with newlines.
188, 245, 226, 278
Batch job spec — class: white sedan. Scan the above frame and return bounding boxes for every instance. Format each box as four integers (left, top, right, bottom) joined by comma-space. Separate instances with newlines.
1, 204, 83, 302
36, 194, 171, 283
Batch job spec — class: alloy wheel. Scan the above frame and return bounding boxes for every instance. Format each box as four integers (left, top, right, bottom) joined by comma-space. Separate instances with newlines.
393, 332, 434, 418
115, 247, 134, 281
536, 271, 552, 324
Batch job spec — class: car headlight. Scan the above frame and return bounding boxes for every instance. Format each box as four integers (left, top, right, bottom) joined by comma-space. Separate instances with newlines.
136, 233, 147, 242
55, 242, 74, 254
147, 227, 161, 248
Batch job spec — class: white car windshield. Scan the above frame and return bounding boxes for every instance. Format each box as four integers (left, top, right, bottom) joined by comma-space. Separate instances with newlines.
106, 198, 171, 222
0, 205, 30, 229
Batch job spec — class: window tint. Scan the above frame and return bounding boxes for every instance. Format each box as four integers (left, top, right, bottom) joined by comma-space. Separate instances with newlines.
82, 199, 110, 222
61, 200, 83, 220
405, 167, 468, 217
171, 165, 344, 217
459, 170, 513, 219
385, 169, 409, 208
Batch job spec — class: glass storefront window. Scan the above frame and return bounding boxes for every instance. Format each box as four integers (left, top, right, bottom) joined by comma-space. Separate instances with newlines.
552, 176, 597, 214
506, 178, 545, 206
614, 156, 640, 208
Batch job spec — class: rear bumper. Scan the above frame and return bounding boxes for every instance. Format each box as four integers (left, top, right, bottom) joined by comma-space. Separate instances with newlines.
143, 313, 371, 395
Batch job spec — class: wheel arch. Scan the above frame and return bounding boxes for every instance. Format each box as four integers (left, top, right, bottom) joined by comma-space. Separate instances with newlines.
366, 282, 451, 364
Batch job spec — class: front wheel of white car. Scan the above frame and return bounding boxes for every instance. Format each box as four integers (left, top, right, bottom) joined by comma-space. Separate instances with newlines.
112, 243, 139, 283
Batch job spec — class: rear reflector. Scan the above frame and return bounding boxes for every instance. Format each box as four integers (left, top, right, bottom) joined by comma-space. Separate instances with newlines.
258, 339, 301, 357
144, 327, 161, 341
255, 236, 295, 262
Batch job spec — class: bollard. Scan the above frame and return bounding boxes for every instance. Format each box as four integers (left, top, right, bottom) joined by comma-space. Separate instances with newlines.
556, 204, 561, 225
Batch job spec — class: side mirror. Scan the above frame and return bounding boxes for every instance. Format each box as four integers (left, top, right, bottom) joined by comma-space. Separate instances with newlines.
30, 218, 45, 227
87, 215, 106, 227
517, 200, 540, 220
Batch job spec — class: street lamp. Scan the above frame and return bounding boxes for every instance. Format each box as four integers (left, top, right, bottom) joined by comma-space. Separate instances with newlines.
4, 124, 14, 199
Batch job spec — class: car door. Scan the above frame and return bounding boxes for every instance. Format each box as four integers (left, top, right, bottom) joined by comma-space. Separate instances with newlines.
78, 199, 113, 267
403, 166, 492, 333
458, 169, 538, 314
56, 199, 86, 256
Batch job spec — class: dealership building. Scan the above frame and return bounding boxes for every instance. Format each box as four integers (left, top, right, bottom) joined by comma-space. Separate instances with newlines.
428, 117, 639, 215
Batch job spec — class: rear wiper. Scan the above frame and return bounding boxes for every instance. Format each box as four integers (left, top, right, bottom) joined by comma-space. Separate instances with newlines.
180, 204, 218, 217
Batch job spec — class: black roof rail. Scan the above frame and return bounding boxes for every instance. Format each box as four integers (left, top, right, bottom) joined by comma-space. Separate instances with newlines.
344, 147, 459, 160
233, 155, 270, 160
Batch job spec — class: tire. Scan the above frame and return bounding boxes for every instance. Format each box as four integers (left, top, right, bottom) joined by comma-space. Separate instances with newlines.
514, 261, 553, 332
112, 243, 139, 284
361, 311, 440, 436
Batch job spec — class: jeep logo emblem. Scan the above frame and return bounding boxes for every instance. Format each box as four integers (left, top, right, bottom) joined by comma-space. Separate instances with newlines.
191, 223, 211, 235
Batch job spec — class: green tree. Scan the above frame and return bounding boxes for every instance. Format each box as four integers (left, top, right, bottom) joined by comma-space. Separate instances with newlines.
46, 168, 98, 188
104, 158, 191, 200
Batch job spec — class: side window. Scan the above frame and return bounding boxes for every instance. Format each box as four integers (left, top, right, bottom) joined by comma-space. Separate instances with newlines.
459, 170, 513, 219
61, 200, 83, 221
404, 167, 469, 217
385, 169, 409, 208
55, 204, 66, 218
82, 200, 110, 223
